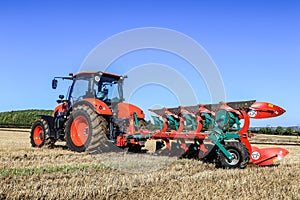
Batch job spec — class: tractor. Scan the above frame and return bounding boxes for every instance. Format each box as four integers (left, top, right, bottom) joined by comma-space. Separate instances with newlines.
30, 71, 146, 153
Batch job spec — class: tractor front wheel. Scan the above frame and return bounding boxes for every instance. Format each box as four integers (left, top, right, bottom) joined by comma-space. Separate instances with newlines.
218, 142, 250, 169
30, 119, 54, 148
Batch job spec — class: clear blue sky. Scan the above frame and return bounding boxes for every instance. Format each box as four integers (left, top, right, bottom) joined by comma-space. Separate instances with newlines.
0, 1, 299, 127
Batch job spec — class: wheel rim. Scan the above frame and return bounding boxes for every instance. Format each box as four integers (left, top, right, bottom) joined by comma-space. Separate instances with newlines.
33, 125, 44, 146
225, 149, 240, 166
70, 116, 89, 147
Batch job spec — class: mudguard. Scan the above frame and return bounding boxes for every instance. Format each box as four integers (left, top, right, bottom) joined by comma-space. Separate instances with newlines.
39, 115, 56, 138
75, 98, 113, 115
53, 101, 69, 116
118, 102, 145, 119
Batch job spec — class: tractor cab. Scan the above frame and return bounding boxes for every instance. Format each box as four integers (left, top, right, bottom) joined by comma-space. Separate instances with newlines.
52, 71, 126, 108
69, 72, 125, 106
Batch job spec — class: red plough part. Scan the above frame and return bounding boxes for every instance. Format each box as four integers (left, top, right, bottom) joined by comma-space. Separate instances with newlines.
124, 100, 288, 168
250, 146, 289, 166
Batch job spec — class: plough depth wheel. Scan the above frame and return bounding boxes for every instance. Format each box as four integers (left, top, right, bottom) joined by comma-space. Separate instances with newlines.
219, 142, 250, 169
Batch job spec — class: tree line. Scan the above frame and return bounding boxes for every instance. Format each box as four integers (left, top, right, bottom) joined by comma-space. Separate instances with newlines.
0, 110, 53, 128
251, 126, 299, 136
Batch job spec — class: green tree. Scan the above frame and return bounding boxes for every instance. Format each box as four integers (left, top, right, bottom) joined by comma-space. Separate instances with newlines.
0, 109, 52, 127
285, 127, 294, 136
258, 127, 274, 135
275, 126, 285, 135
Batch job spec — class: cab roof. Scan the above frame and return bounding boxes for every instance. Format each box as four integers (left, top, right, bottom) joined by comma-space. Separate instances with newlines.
74, 71, 123, 78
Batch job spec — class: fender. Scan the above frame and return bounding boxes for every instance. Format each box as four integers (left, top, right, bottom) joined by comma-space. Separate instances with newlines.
72, 98, 113, 116
54, 104, 63, 116
53, 101, 69, 116
118, 102, 145, 119
39, 115, 56, 138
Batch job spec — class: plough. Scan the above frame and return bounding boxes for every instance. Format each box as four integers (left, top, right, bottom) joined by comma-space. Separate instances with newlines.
119, 100, 288, 168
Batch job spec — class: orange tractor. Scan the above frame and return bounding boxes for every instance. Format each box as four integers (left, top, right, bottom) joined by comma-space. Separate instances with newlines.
31, 71, 288, 168
31, 71, 146, 153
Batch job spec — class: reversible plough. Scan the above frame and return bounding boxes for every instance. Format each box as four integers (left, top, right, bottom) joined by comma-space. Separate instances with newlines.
119, 100, 288, 168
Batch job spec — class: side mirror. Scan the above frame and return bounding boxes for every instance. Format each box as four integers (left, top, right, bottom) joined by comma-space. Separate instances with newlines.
52, 79, 58, 89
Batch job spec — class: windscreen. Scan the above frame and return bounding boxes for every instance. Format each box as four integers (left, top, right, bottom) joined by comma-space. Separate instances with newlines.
94, 75, 123, 103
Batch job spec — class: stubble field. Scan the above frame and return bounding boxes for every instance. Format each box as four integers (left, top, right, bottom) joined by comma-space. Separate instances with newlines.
0, 129, 299, 200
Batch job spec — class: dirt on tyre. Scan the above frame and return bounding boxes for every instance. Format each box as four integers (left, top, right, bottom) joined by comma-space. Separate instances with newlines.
218, 142, 250, 169
30, 119, 54, 148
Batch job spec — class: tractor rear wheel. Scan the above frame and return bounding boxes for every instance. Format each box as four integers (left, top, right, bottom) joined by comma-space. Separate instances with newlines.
218, 142, 250, 169
65, 105, 111, 153
30, 119, 55, 148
